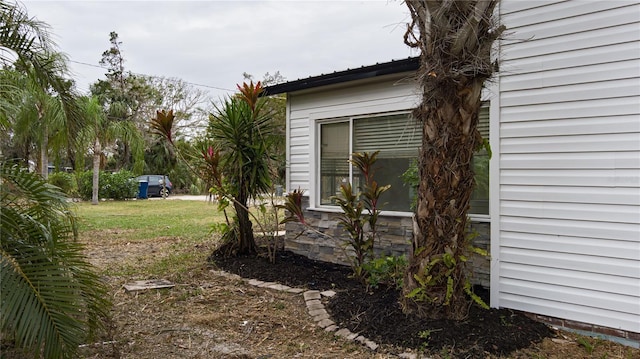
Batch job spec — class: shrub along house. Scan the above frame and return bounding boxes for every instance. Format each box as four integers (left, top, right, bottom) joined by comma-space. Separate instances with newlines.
264, 1, 639, 345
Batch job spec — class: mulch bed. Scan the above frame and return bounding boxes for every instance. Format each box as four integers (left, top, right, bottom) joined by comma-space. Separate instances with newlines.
211, 249, 554, 357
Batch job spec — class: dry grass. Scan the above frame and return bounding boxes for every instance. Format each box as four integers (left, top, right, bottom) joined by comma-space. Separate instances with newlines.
68, 199, 639, 358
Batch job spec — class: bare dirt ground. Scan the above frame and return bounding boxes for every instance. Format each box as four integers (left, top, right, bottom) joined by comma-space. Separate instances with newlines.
70, 235, 639, 359
78, 236, 383, 359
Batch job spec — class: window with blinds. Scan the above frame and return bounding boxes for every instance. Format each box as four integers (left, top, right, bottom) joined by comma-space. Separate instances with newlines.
318, 103, 490, 214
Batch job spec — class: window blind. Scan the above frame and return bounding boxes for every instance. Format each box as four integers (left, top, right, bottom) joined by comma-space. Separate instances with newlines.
353, 114, 421, 158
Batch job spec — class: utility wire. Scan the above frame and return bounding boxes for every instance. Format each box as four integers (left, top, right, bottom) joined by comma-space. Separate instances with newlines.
68, 59, 234, 92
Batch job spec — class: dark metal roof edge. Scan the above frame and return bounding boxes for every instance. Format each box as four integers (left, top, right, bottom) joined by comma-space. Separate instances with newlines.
263, 57, 420, 96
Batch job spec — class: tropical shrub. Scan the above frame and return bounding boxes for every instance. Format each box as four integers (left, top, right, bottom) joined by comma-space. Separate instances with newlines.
0, 162, 110, 358
364, 255, 408, 290
77, 170, 137, 200
332, 151, 390, 279
102, 170, 137, 200
281, 152, 390, 280
48, 171, 77, 196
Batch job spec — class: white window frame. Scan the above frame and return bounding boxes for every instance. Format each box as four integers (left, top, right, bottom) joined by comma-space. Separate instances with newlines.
307, 100, 494, 221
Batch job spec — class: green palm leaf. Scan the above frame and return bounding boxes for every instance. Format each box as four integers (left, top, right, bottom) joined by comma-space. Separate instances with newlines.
1, 162, 110, 358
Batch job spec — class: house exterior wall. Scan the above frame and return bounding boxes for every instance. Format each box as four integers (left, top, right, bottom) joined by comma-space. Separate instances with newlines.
287, 74, 418, 193
493, 0, 640, 334
280, 0, 639, 340
284, 73, 492, 287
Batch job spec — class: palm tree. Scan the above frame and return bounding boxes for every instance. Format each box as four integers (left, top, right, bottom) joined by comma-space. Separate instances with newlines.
0, 161, 109, 358
78, 95, 143, 205
2, 65, 70, 179
208, 82, 274, 254
400, 0, 505, 320
0, 0, 81, 136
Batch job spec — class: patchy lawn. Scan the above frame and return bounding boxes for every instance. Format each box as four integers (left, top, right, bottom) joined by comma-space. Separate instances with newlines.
7, 199, 632, 358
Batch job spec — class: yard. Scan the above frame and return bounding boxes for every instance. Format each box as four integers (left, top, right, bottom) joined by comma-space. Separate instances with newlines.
70, 199, 637, 358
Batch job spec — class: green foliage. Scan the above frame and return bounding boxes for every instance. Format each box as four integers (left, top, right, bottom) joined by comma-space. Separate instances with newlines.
76, 170, 137, 200
363, 255, 408, 290
417, 328, 442, 352
0, 162, 109, 358
280, 152, 391, 280
104, 170, 137, 199
189, 183, 201, 195
48, 171, 77, 196
577, 336, 595, 354
332, 151, 390, 280
407, 235, 489, 310
279, 188, 306, 225
206, 81, 275, 254
401, 159, 419, 210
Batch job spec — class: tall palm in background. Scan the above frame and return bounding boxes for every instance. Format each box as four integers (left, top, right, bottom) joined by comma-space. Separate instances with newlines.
78, 95, 143, 205
401, 0, 504, 320
0, 162, 109, 358
0, 0, 81, 136
1, 63, 70, 178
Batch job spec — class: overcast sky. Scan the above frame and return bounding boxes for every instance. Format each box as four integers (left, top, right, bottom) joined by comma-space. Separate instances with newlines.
22, 0, 416, 101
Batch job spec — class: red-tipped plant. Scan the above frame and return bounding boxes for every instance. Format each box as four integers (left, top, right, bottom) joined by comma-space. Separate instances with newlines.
150, 109, 175, 144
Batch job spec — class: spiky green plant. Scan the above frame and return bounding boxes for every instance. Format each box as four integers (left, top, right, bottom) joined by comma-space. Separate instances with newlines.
0, 162, 110, 358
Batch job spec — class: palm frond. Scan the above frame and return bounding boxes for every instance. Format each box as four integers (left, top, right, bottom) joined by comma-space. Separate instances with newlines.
0, 162, 110, 358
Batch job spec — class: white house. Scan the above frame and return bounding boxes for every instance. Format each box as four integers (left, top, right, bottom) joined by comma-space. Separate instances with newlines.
264, 0, 640, 343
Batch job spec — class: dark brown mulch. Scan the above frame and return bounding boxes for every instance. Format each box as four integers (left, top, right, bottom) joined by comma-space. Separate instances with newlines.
211, 249, 555, 357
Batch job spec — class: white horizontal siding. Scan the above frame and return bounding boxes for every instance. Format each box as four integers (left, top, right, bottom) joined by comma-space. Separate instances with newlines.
500, 262, 639, 297
501, 185, 639, 206
500, 96, 639, 121
501, 201, 640, 224
500, 78, 640, 107
495, 0, 640, 333
501, 115, 640, 138
500, 293, 640, 332
500, 217, 639, 242
501, 132, 640, 153
503, 4, 638, 48
501, 59, 639, 92
501, 169, 640, 188
286, 74, 418, 193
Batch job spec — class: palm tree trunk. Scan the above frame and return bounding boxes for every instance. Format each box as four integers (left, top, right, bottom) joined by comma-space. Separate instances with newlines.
400, 0, 504, 320
38, 104, 48, 180
234, 190, 256, 254
401, 79, 484, 320
92, 138, 101, 205
40, 128, 48, 180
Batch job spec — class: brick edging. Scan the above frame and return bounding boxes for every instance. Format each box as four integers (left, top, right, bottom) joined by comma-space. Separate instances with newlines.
212, 270, 420, 358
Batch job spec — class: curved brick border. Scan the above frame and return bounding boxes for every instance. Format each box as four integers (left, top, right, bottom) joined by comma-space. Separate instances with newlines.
210, 270, 419, 358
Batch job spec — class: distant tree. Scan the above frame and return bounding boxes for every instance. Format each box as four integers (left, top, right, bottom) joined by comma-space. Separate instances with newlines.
1, 64, 72, 179
90, 31, 147, 172
400, 0, 504, 320
78, 95, 143, 204
141, 76, 210, 138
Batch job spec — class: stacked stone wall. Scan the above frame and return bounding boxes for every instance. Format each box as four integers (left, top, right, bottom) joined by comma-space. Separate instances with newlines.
284, 196, 491, 288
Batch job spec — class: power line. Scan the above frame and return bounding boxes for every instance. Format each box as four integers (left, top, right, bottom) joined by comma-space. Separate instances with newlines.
68, 59, 234, 92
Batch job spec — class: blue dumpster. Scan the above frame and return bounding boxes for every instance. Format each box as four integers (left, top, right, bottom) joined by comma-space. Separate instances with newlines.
137, 180, 149, 199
